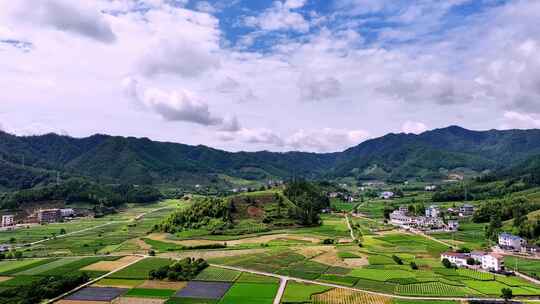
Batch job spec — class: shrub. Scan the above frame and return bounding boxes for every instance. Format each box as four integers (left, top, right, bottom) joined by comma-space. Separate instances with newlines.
392, 255, 403, 265
442, 258, 452, 269
149, 257, 208, 281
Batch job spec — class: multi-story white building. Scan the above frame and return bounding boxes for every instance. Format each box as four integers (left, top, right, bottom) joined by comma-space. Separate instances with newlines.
447, 220, 459, 231
459, 204, 474, 216
481, 253, 504, 271
441, 252, 469, 267
380, 191, 395, 199
425, 205, 440, 218
441, 251, 504, 271
1, 215, 14, 227
60, 208, 75, 217
498, 233, 526, 250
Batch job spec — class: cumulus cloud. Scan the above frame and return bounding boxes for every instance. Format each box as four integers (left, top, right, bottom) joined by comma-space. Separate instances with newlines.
138, 39, 220, 77
123, 77, 224, 126
501, 111, 540, 130
195, 1, 218, 14
5, 0, 116, 43
401, 121, 428, 134
244, 0, 309, 32
298, 75, 342, 101
286, 128, 370, 152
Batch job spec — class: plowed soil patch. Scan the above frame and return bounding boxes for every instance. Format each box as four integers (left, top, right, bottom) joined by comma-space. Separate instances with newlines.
81, 256, 142, 272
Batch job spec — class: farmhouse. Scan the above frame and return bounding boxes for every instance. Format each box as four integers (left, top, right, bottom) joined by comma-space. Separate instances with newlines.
425, 185, 437, 191
380, 191, 395, 199
498, 233, 526, 250
441, 252, 469, 267
389, 206, 447, 230
425, 205, 440, 218
60, 208, 75, 217
38, 209, 62, 223
441, 251, 504, 271
1, 215, 14, 227
459, 204, 474, 216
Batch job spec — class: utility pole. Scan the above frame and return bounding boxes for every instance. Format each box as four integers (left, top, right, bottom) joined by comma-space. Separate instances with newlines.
56, 171, 60, 186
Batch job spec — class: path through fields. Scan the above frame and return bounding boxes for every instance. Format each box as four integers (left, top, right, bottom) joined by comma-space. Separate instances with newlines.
16, 206, 174, 250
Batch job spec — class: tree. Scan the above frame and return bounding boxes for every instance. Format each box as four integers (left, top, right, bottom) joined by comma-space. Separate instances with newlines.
60, 228, 66, 235
466, 257, 476, 266
392, 255, 403, 265
410, 261, 418, 270
501, 287, 513, 302
442, 258, 452, 269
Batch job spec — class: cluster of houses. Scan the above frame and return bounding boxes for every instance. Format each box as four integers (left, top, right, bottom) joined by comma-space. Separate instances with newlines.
328, 192, 355, 203
498, 232, 540, 255
0, 214, 14, 229
440, 251, 504, 272
389, 205, 459, 232
31, 208, 76, 224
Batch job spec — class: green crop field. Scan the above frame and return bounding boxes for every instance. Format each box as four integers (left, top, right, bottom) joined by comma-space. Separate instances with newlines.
504, 256, 540, 278
219, 282, 278, 304
195, 267, 241, 282
165, 298, 219, 304
349, 269, 415, 281
0, 258, 57, 275
235, 272, 280, 284
109, 258, 173, 279
282, 282, 332, 303
395, 282, 471, 297
16, 257, 81, 275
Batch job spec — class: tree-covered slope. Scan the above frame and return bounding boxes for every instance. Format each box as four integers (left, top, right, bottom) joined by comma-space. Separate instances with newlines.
3, 126, 540, 189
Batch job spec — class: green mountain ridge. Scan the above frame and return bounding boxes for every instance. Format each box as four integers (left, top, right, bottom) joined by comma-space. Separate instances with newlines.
2, 126, 540, 190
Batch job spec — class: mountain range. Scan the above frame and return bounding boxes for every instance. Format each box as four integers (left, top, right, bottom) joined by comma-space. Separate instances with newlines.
2, 126, 540, 191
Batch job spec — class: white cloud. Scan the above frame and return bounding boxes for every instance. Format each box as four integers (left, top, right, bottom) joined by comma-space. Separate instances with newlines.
286, 128, 370, 152
195, 1, 217, 14
122, 77, 223, 126
244, 0, 309, 32
401, 121, 428, 134
3, 0, 116, 43
298, 75, 342, 101
501, 111, 540, 130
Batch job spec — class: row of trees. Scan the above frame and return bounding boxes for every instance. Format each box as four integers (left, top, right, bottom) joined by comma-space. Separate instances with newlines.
284, 180, 330, 226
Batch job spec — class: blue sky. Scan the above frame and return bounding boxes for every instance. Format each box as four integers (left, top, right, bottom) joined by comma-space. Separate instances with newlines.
0, 0, 539, 152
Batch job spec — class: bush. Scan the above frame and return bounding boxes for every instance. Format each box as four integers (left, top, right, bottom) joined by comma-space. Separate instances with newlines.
442, 258, 452, 269
392, 255, 404, 265
410, 262, 418, 270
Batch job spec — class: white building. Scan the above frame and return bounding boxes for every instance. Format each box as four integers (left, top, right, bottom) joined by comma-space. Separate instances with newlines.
481, 253, 504, 271
389, 210, 413, 226
425, 205, 440, 218
60, 208, 75, 217
1, 215, 14, 227
459, 204, 474, 216
441, 251, 504, 271
498, 233, 526, 250
425, 185, 437, 191
447, 220, 459, 231
441, 252, 469, 267
380, 191, 395, 199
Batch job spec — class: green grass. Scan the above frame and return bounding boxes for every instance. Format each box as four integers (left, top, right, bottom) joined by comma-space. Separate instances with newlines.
125, 288, 175, 298
0, 275, 40, 287
143, 238, 185, 252
16, 257, 81, 275
235, 272, 279, 284
195, 267, 241, 282
109, 258, 173, 279
318, 274, 358, 286
0, 258, 57, 275
349, 269, 415, 281
456, 269, 493, 281
393, 300, 459, 304
504, 256, 540, 278
281, 282, 332, 303
395, 282, 470, 297
337, 252, 360, 259
219, 282, 278, 304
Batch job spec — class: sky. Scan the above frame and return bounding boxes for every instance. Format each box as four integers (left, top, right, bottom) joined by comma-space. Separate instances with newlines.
0, 0, 540, 153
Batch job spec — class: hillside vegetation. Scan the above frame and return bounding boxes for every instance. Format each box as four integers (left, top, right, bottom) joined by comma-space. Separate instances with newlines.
4, 126, 540, 189
156, 181, 329, 235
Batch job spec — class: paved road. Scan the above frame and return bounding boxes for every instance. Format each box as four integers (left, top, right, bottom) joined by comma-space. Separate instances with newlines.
211, 264, 540, 302
273, 278, 288, 304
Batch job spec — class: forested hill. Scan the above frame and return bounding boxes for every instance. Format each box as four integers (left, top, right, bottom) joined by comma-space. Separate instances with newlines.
2, 126, 540, 190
